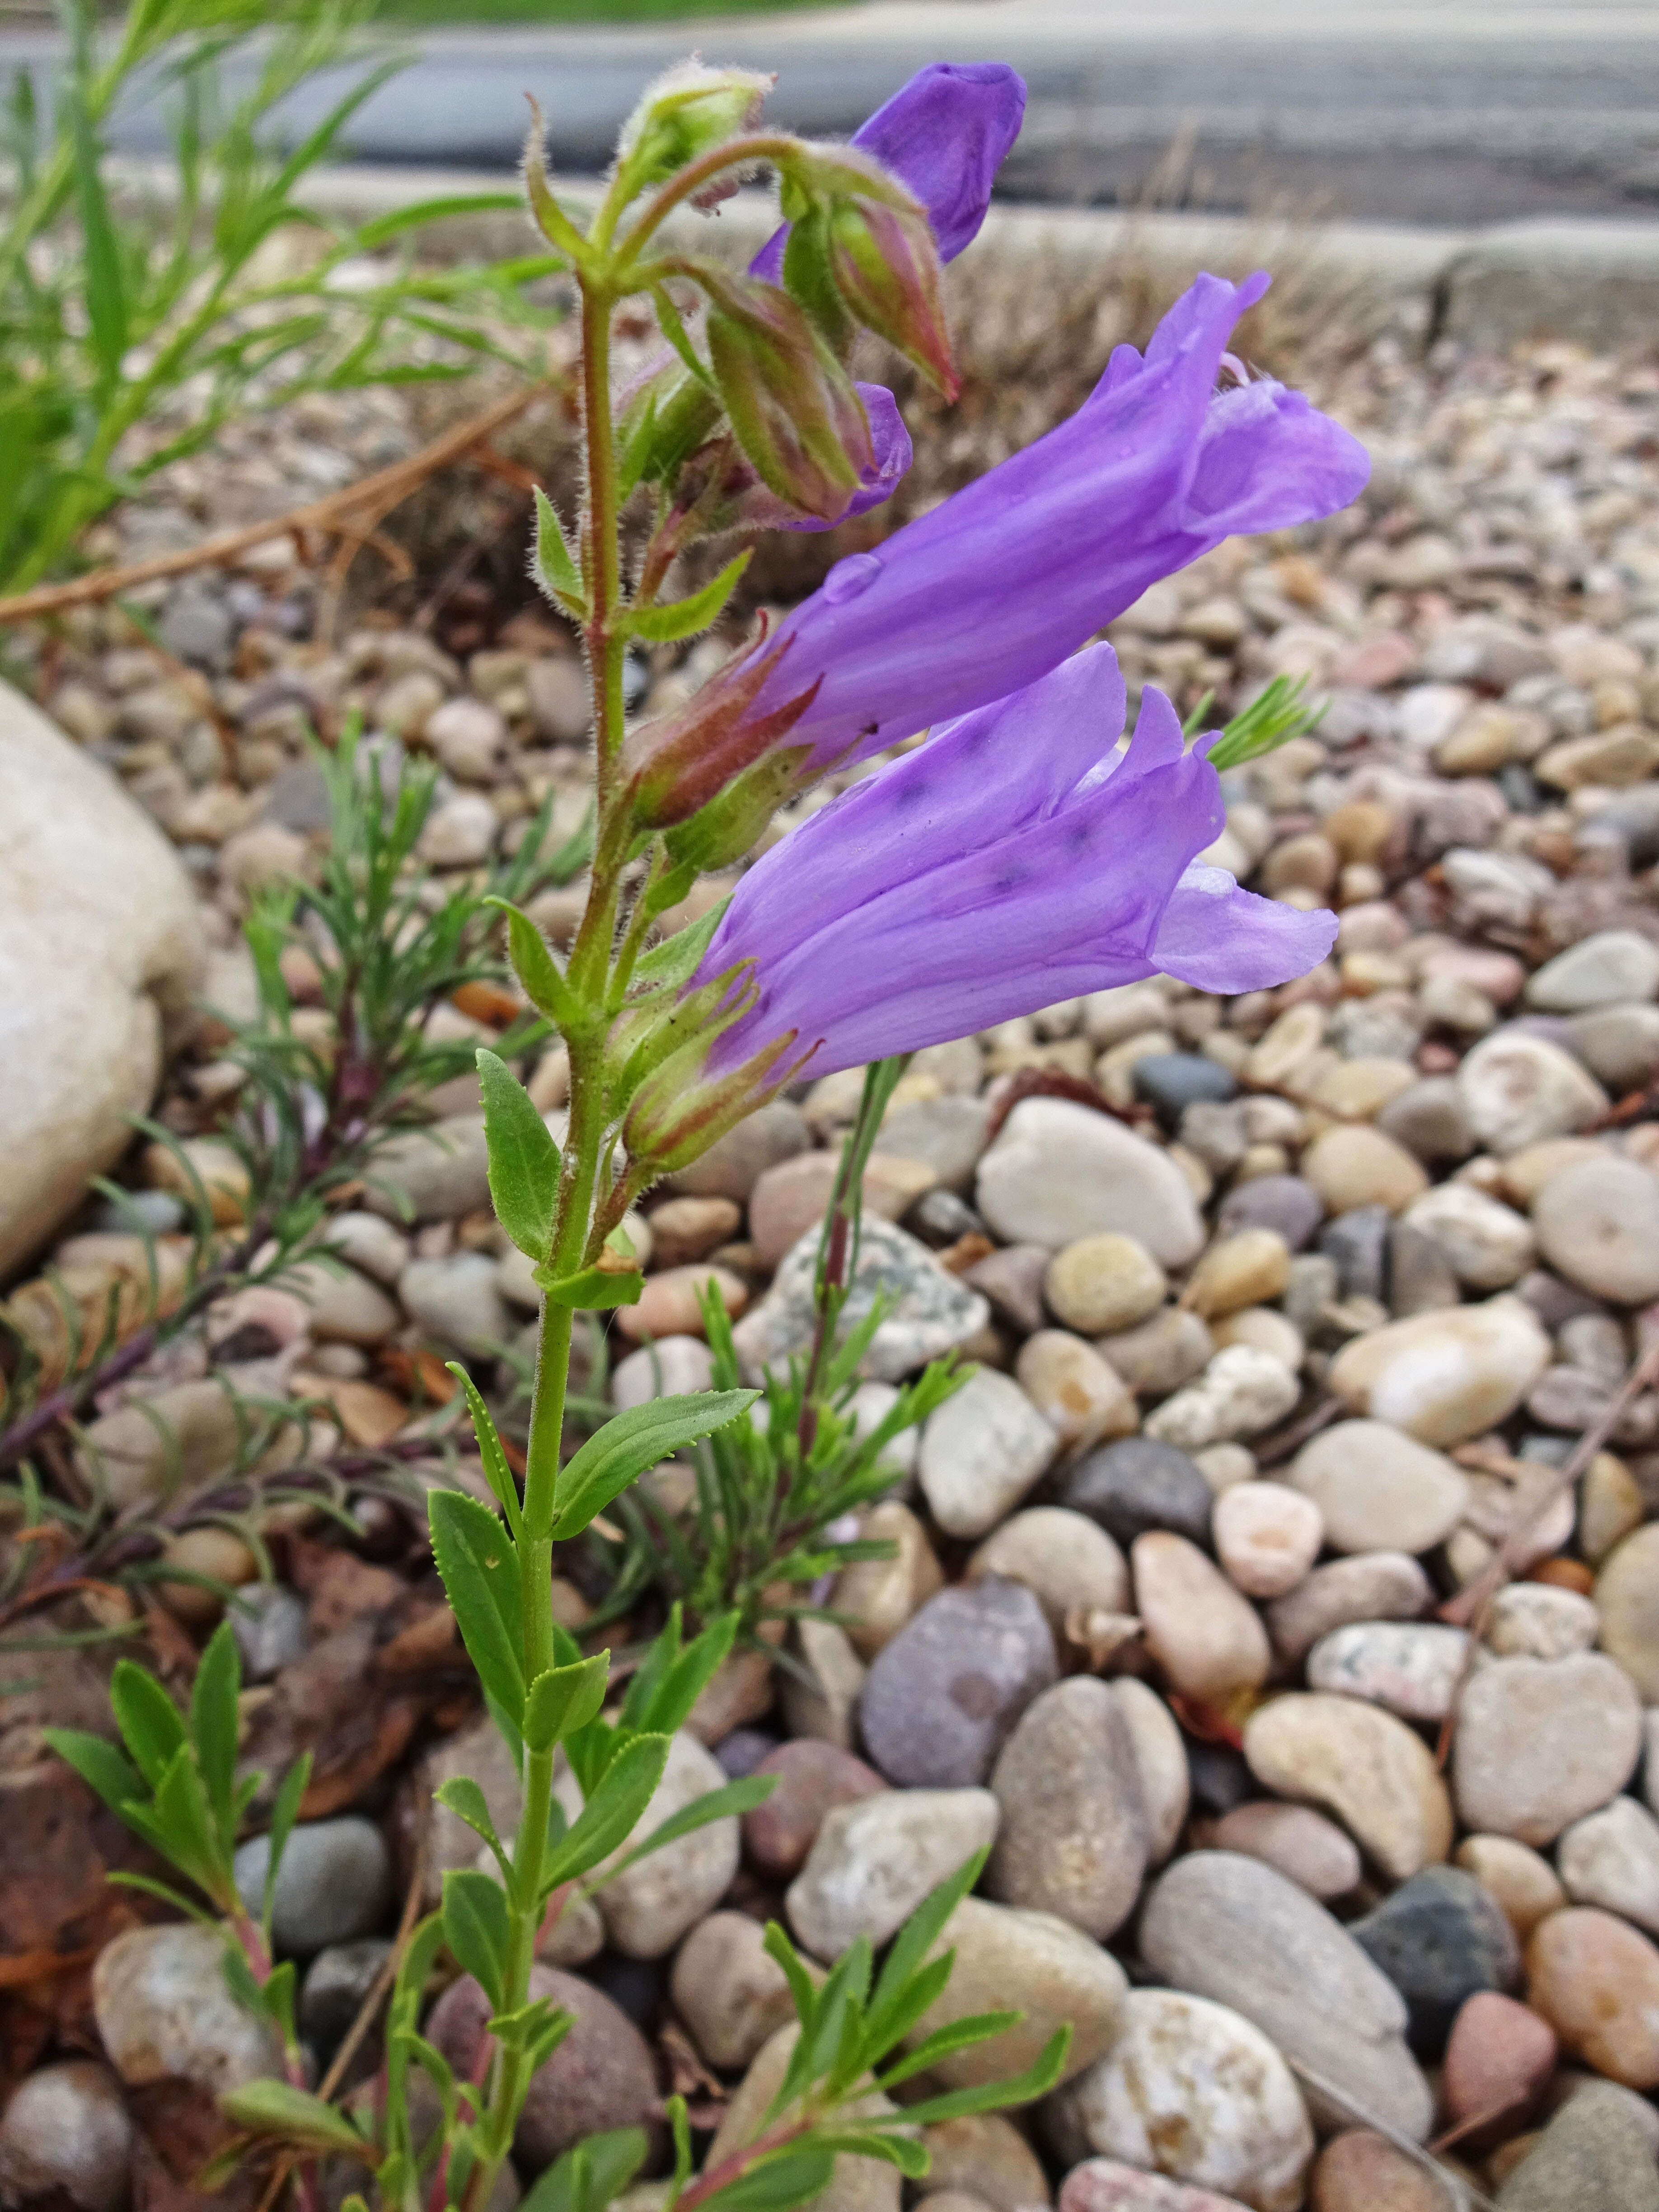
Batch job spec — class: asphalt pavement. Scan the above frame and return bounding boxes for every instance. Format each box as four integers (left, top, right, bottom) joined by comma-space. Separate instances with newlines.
7, 0, 1659, 225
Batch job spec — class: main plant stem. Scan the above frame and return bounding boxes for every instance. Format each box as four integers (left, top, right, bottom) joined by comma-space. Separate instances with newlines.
466, 270, 629, 2209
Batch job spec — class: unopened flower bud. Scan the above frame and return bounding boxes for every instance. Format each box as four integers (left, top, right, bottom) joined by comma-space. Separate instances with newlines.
614, 62, 773, 200
698, 266, 876, 524
829, 196, 957, 398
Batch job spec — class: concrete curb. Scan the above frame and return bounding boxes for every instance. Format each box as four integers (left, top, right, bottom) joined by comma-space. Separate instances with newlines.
257, 162, 1659, 351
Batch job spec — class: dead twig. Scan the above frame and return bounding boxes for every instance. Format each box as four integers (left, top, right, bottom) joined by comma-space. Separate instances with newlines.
0, 384, 549, 627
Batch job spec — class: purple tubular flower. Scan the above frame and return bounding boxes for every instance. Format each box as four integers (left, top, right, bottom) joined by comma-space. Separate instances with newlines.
719, 270, 1370, 770
750, 61, 1027, 284
690, 643, 1336, 1080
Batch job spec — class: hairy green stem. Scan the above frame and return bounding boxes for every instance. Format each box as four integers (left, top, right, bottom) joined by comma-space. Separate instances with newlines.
466, 259, 632, 2212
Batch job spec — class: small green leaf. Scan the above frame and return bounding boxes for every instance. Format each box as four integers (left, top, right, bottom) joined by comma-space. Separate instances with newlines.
428, 1489, 524, 1734
489, 898, 583, 1036
631, 898, 728, 993
542, 1733, 669, 1892
446, 1364, 524, 1537
871, 2027, 1073, 2126
549, 1391, 758, 1540
218, 2079, 367, 2156
478, 1048, 561, 1263
442, 1867, 511, 2008
877, 2010, 1022, 2090
536, 1265, 644, 1311
435, 1776, 510, 1880
109, 1660, 187, 1788
626, 550, 750, 646
694, 2145, 836, 2212
761, 1921, 820, 2030
810, 2134, 929, 2180
532, 487, 584, 615
523, 1652, 611, 1753
190, 1621, 240, 1845
517, 2122, 646, 2212
600, 1775, 773, 1885
43, 1727, 141, 1818
864, 1848, 989, 2053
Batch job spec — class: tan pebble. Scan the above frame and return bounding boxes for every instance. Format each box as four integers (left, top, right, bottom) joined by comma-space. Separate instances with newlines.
1245, 1002, 1328, 1092
1260, 831, 1338, 898
1527, 1907, 1659, 2087
833, 1501, 942, 1660
1096, 1309, 1214, 1397
967, 1507, 1129, 1632
141, 1137, 250, 1225
1581, 1451, 1645, 1565
1209, 1308, 1303, 1373
1326, 1297, 1551, 1447
615, 1265, 745, 1341
1499, 1137, 1604, 1209
1595, 1523, 1659, 1701
1212, 1481, 1322, 1599
1303, 1125, 1429, 1214
1307, 1057, 1418, 1121
921, 2115, 1050, 2212
1132, 1531, 1270, 1701
1015, 1331, 1138, 1447
1243, 1692, 1454, 1882
1455, 1835, 1568, 1940
1185, 1229, 1290, 1318
1324, 799, 1396, 865
1192, 1443, 1257, 1494
1045, 1233, 1167, 1335
157, 1527, 258, 1624
1308, 2130, 1444, 2212
645, 1196, 741, 1268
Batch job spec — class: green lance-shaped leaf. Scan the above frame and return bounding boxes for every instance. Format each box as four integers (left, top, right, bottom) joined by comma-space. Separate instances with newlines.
43, 1729, 142, 1820
446, 1363, 525, 1537
694, 2145, 838, 2212
217, 2080, 368, 2156
541, 1732, 670, 1892
532, 485, 585, 619
478, 1047, 561, 1262
189, 1620, 241, 1846
109, 1658, 187, 1788
489, 897, 584, 1037
434, 1776, 511, 1881
428, 1489, 524, 1732
547, 1390, 759, 1541
868, 2027, 1072, 2127
597, 1774, 774, 1885
441, 1866, 512, 2008
625, 550, 750, 646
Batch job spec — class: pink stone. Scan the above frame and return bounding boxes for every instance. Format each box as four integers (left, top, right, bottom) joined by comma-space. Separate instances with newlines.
1441, 1991, 1557, 2141
1331, 632, 1420, 690
1417, 944, 1528, 1006
741, 1739, 886, 1878
1059, 2160, 1252, 2212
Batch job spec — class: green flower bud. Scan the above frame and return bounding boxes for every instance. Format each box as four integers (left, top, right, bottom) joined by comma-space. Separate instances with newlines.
614, 62, 773, 201
829, 196, 957, 398
698, 266, 875, 524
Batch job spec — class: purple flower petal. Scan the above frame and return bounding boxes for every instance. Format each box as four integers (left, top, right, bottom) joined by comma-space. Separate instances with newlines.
750, 61, 1026, 282
633, 271, 1371, 790
691, 653, 1331, 1081
1152, 863, 1339, 994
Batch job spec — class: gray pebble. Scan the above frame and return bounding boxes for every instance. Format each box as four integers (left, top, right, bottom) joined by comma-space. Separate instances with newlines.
1217, 1174, 1324, 1250
859, 1578, 1056, 1788
1062, 1436, 1212, 1550
234, 1816, 392, 1954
